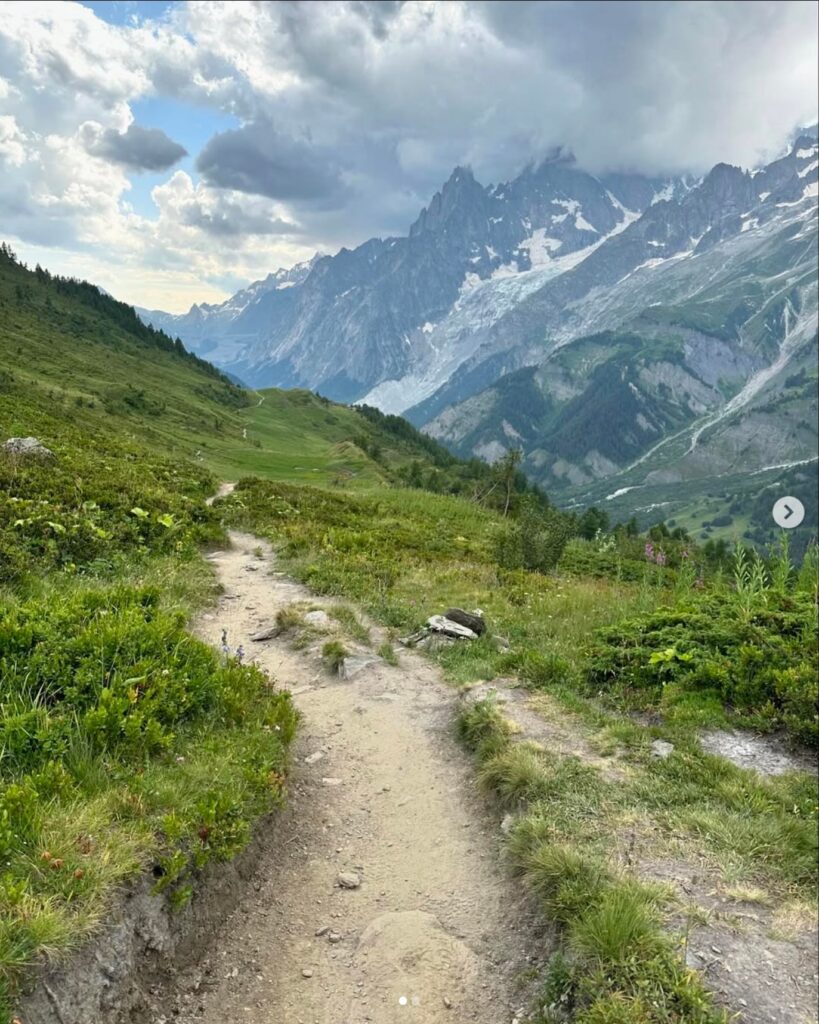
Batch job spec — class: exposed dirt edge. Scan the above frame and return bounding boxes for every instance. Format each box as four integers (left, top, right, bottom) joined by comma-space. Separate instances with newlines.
15, 812, 280, 1024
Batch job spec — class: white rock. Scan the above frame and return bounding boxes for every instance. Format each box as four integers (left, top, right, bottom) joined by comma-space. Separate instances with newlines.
2, 436, 54, 459
650, 739, 675, 759
339, 656, 378, 680
426, 615, 478, 640
305, 610, 332, 628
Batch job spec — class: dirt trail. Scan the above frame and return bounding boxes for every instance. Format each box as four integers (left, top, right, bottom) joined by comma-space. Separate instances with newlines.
162, 529, 543, 1024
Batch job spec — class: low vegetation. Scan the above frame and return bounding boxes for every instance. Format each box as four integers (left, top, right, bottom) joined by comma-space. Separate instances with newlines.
588, 541, 819, 745
1, 247, 816, 1022
0, 574, 296, 1016
0, 250, 302, 1018
220, 476, 817, 1023
458, 687, 815, 1022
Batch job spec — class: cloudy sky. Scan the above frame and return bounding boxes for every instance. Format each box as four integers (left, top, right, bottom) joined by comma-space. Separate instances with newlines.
0, 0, 816, 312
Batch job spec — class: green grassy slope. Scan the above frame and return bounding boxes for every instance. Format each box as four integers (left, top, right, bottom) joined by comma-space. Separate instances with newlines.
0, 246, 531, 497
0, 248, 309, 1017
0, 247, 551, 1017
1, 246, 816, 1024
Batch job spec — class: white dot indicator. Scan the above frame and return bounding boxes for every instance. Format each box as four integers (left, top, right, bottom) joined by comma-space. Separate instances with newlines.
398, 995, 408, 1006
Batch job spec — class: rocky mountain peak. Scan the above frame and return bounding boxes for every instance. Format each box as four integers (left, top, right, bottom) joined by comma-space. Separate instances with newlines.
697, 162, 754, 203
409, 165, 486, 238
138, 123, 815, 430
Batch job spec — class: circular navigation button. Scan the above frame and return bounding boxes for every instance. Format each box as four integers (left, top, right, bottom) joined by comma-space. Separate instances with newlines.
772, 496, 805, 529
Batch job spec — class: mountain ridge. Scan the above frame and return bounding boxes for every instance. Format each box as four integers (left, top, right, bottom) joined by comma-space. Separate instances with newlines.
136, 127, 818, 539
139, 155, 688, 397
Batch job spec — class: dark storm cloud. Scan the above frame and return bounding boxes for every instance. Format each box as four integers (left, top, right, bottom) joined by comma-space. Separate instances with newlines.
87, 123, 188, 172
196, 121, 347, 206
180, 197, 297, 238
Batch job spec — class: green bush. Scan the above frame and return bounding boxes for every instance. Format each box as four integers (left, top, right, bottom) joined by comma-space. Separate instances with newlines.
494, 498, 574, 573
0, 586, 282, 772
587, 592, 818, 745
0, 582, 297, 1008
0, 439, 221, 583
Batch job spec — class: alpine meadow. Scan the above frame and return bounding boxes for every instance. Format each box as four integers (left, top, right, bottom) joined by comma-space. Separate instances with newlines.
0, 3, 817, 1024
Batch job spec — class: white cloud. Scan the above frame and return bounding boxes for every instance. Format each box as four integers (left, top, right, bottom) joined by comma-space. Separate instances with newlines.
0, 115, 26, 167
0, 0, 816, 310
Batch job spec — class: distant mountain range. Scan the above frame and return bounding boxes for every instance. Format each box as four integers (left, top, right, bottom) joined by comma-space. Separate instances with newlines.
138, 159, 696, 399
139, 126, 818, 538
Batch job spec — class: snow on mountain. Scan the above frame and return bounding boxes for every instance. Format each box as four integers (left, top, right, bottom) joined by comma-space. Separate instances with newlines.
136, 130, 817, 507
417, 137, 817, 513
138, 158, 679, 398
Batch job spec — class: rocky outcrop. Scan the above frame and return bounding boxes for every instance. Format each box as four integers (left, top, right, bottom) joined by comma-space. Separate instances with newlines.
2, 436, 54, 459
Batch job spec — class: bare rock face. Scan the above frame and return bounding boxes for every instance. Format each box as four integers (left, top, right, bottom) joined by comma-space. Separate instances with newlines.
2, 436, 54, 459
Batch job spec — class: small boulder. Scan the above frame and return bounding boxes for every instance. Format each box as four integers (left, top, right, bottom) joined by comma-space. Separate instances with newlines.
250, 625, 279, 641
339, 656, 378, 680
398, 629, 427, 648
418, 634, 456, 653
304, 610, 332, 628
650, 739, 675, 759
337, 871, 361, 889
2, 436, 54, 459
426, 615, 478, 640
500, 813, 516, 835
444, 608, 486, 636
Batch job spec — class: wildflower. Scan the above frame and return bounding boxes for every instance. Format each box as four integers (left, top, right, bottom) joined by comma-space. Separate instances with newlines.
235, 644, 245, 663
656, 550, 667, 566
644, 542, 654, 560
681, 549, 690, 560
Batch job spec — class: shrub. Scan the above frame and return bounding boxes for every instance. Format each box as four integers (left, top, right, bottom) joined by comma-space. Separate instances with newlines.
0, 437, 221, 583
494, 498, 574, 573
586, 591, 818, 745
0, 581, 297, 1008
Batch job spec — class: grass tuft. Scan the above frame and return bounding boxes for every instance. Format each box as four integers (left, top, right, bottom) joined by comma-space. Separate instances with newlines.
329, 604, 371, 644
377, 641, 399, 666
321, 639, 350, 674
